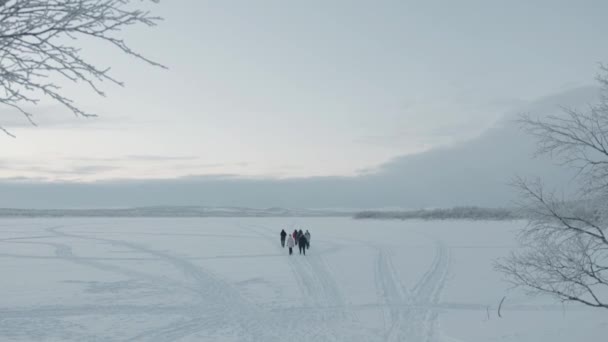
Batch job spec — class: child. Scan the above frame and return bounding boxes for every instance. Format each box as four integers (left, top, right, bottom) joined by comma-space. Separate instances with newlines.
286, 234, 295, 255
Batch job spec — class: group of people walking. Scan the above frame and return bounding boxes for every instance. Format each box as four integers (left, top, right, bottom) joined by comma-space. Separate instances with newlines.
280, 229, 310, 255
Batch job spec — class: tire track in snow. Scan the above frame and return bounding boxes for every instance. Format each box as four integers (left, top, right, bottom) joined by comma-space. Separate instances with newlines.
242, 224, 344, 308
2, 221, 455, 341
0, 238, 190, 294
373, 237, 451, 342
45, 226, 284, 341
0, 228, 220, 341
0, 304, 198, 319
374, 248, 410, 341
243, 223, 365, 340
405, 239, 450, 341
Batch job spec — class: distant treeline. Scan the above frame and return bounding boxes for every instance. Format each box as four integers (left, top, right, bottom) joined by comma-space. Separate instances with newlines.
0, 206, 524, 220
0, 207, 351, 218
354, 207, 523, 221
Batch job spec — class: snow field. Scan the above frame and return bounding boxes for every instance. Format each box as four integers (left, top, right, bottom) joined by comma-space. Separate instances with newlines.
0, 218, 605, 341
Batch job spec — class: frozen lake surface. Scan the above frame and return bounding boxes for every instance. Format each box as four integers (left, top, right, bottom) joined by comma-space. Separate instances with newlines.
0, 217, 605, 341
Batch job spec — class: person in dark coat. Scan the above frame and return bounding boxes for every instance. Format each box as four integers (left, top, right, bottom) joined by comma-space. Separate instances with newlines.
298, 233, 307, 255
280, 229, 287, 248
293, 230, 298, 245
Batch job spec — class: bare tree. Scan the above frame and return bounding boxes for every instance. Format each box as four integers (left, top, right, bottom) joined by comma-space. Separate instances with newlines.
0, 0, 165, 137
496, 66, 608, 309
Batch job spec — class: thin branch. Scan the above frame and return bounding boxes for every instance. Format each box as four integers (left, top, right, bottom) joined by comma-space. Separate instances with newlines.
0, 0, 164, 136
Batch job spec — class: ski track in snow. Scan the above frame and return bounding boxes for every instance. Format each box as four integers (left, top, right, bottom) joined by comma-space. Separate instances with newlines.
0, 221, 455, 341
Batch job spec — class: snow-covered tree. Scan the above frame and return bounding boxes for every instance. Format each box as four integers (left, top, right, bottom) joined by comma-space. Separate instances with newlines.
496, 66, 608, 309
0, 0, 164, 136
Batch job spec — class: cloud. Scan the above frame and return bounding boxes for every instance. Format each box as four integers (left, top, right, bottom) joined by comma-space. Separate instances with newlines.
353, 105, 511, 150
0, 153, 256, 182
0, 86, 599, 209
126, 155, 199, 161
0, 160, 120, 178
0, 105, 97, 127
65, 155, 201, 163
0, 105, 160, 132
68, 165, 121, 175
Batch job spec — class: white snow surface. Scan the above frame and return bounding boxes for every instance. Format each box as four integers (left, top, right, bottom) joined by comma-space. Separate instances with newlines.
0, 217, 605, 341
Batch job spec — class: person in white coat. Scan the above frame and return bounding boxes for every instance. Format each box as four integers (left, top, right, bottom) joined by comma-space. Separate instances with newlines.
286, 234, 295, 255
304, 230, 311, 249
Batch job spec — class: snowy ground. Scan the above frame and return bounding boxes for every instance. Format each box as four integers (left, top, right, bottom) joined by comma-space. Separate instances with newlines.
0, 217, 605, 341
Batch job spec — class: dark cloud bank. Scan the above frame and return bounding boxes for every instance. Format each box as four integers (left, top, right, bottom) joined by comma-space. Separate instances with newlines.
0, 87, 597, 209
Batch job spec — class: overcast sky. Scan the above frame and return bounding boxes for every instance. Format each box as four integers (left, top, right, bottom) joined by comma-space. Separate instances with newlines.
2, 0, 608, 184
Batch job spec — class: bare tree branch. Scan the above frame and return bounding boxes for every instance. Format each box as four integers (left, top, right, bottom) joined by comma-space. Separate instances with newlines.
497, 66, 608, 309
518, 87, 608, 194
0, 0, 164, 136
